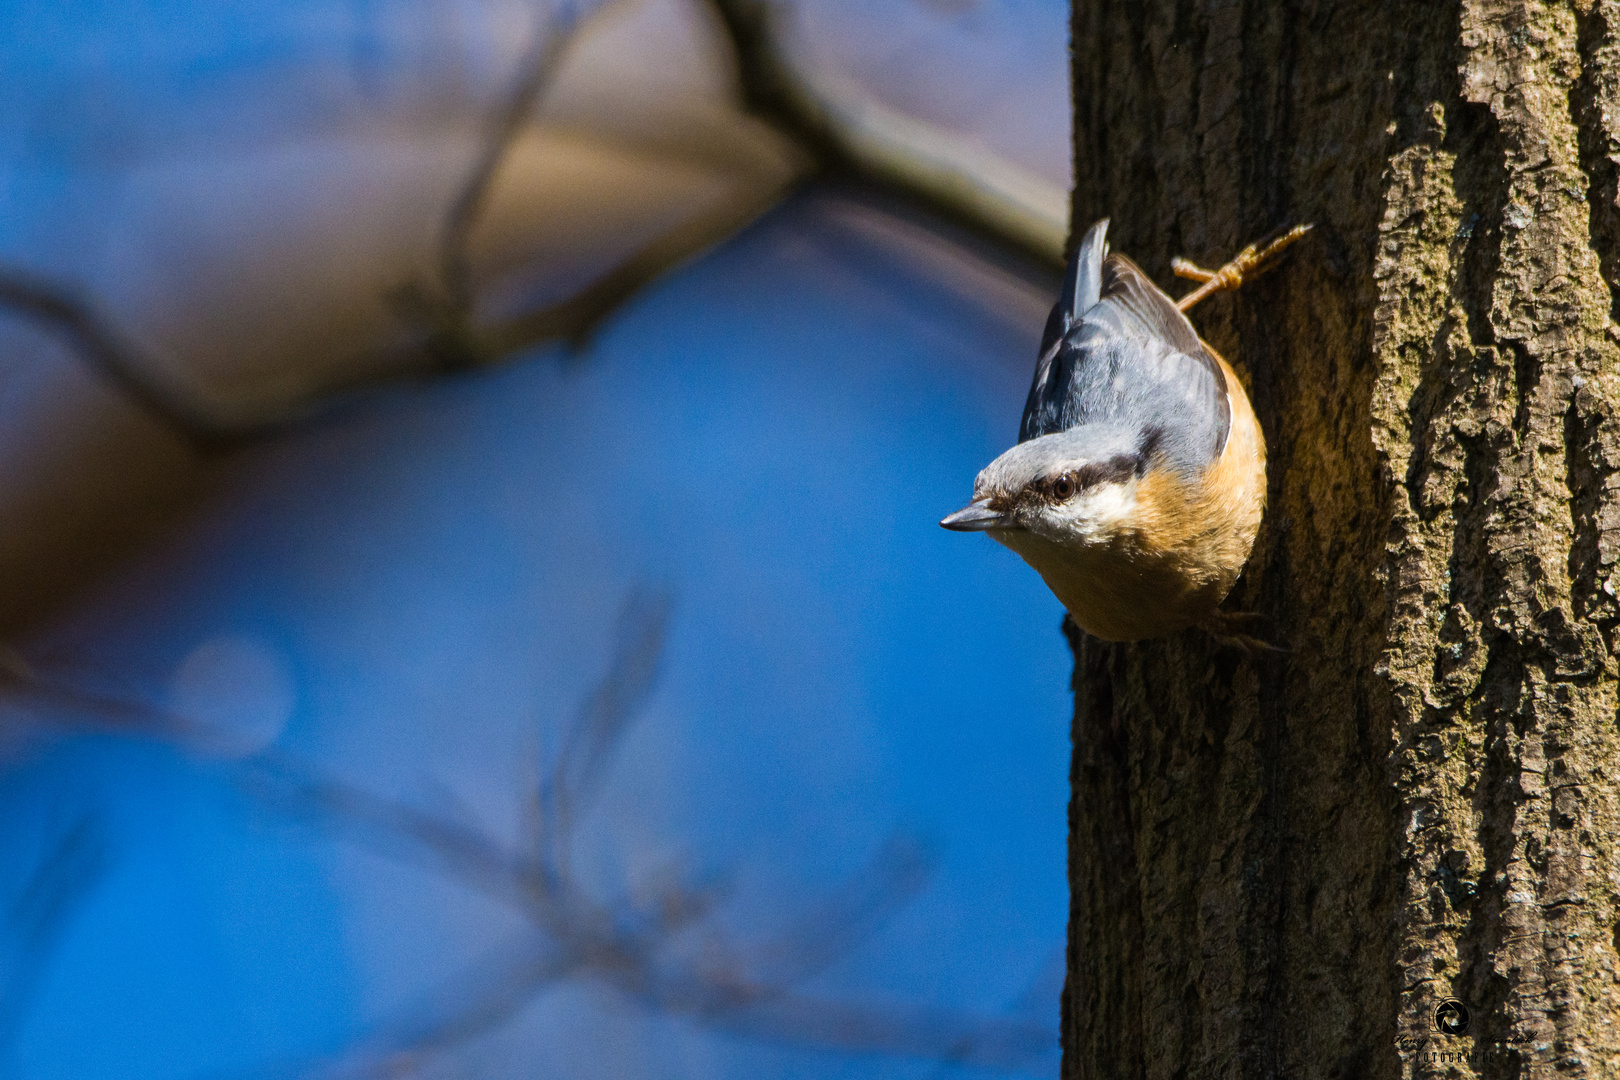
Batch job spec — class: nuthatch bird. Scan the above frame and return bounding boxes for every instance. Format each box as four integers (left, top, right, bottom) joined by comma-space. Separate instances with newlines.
941, 218, 1309, 642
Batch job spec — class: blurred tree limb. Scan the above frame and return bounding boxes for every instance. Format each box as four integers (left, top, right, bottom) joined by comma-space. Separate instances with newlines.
240, 586, 1055, 1077
0, 587, 1055, 1075
709, 0, 1068, 266
389, 1, 596, 370
0, 270, 239, 448
0, 810, 109, 1057
0, 0, 1067, 446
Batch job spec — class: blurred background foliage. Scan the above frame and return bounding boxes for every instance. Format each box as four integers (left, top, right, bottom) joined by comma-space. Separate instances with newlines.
0, 1, 1074, 1076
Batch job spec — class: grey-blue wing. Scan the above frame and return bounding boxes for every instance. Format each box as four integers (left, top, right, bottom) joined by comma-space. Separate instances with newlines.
1019, 253, 1230, 474
1021, 220, 1107, 443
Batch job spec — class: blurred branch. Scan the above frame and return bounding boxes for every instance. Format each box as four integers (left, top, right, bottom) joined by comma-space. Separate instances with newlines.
438, 4, 589, 311
708, 0, 1068, 267
475, 175, 792, 354
536, 583, 671, 878
1, 0, 1063, 445
392, 2, 597, 368
0, 811, 110, 1054
0, 592, 1055, 1075
691, 992, 1052, 1070
244, 760, 554, 916
0, 647, 198, 742
738, 833, 933, 988
246, 586, 1054, 1077
396, 0, 794, 362
0, 269, 236, 449
306, 933, 577, 1080
0, 0, 779, 444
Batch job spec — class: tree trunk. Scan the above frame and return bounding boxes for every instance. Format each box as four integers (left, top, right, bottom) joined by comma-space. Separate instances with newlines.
1064, 2, 1620, 1077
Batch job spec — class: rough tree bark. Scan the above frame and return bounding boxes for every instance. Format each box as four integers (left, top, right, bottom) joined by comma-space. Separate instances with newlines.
1064, 2, 1620, 1077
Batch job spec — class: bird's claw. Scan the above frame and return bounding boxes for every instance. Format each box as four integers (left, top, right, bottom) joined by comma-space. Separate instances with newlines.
1198, 610, 1288, 655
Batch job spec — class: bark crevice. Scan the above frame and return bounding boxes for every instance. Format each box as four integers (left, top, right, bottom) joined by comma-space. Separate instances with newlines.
1571, 1, 1620, 327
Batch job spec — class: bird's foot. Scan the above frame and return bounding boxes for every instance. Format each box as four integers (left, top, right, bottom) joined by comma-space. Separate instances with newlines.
1198, 610, 1287, 655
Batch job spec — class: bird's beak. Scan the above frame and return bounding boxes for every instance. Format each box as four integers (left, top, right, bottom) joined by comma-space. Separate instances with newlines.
940, 498, 1010, 532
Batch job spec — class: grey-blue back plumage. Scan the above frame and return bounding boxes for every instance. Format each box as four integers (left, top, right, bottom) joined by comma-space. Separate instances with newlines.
1019, 220, 1231, 477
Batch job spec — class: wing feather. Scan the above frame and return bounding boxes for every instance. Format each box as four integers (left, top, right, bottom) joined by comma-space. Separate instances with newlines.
1019, 251, 1231, 474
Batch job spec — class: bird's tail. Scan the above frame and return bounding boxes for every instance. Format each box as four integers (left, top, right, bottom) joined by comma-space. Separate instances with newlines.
1063, 218, 1109, 323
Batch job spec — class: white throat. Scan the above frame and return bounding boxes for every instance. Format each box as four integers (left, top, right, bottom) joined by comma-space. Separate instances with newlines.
1039, 478, 1139, 546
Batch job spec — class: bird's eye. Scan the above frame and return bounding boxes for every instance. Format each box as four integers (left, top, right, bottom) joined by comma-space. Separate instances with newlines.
1051, 474, 1076, 500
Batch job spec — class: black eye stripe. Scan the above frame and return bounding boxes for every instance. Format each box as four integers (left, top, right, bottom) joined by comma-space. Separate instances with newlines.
1136, 428, 1165, 465
1035, 453, 1141, 501
1072, 454, 1139, 489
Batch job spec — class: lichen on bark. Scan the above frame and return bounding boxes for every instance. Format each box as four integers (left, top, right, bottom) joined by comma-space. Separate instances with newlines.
1065, 1, 1620, 1076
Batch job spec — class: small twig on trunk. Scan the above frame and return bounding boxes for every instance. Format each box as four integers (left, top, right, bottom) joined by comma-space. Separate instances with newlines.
1172, 223, 1313, 312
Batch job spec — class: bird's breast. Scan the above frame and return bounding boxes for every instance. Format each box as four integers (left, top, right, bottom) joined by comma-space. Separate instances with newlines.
996, 348, 1267, 642
993, 528, 1222, 641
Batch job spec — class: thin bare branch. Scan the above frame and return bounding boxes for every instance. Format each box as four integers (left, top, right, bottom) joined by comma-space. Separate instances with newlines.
0, 0, 752, 444
675, 991, 1054, 1072
2, 0, 1066, 449
476, 176, 794, 353
1173, 222, 1313, 312
707, 0, 1067, 267
515, 726, 548, 871
0, 648, 199, 741
0, 583, 1054, 1078
537, 584, 673, 876
0, 268, 233, 449
311, 933, 576, 1080
436, 4, 589, 320
242, 757, 556, 915
739, 832, 933, 988
0, 811, 110, 1052
237, 583, 1054, 1076
626, 855, 733, 941
390, 0, 805, 368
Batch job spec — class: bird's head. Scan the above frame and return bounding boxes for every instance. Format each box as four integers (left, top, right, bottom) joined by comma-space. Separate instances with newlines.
940, 425, 1152, 549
